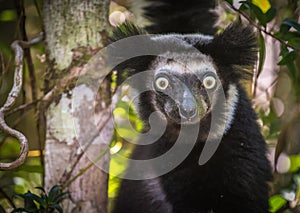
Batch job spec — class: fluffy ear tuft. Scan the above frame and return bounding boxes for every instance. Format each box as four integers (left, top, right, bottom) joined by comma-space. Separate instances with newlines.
110, 22, 147, 42
203, 24, 258, 65
109, 22, 154, 86
196, 23, 258, 80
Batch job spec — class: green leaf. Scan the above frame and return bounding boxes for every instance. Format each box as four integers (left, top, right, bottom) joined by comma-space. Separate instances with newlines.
53, 204, 63, 213
23, 195, 39, 212
264, 7, 276, 23
269, 195, 287, 213
48, 185, 61, 202
18, 165, 44, 173
257, 31, 266, 77
252, 0, 271, 13
288, 37, 300, 49
0, 10, 17, 22
224, 0, 233, 4
53, 192, 68, 203
240, 1, 276, 27
35, 187, 46, 193
289, 155, 300, 172
24, 192, 44, 206
279, 46, 297, 80
276, 31, 300, 41
278, 51, 296, 66
282, 18, 300, 32
15, 193, 27, 199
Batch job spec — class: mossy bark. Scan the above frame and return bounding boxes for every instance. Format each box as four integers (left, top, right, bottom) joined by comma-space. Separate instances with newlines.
43, 1, 111, 212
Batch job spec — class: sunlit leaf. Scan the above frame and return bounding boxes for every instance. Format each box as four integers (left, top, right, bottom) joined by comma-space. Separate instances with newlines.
269, 195, 287, 213
19, 165, 44, 173
240, 1, 276, 27
289, 155, 300, 172
0, 10, 17, 22
252, 0, 271, 13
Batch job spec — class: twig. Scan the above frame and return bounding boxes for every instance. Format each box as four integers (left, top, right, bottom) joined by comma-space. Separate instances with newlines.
15, 0, 38, 103
62, 146, 110, 190
0, 33, 43, 171
6, 99, 39, 116
226, 2, 300, 51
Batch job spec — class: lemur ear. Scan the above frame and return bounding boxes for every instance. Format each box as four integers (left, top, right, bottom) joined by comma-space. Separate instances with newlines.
110, 22, 147, 42
196, 23, 258, 80
194, 23, 258, 81
109, 22, 155, 85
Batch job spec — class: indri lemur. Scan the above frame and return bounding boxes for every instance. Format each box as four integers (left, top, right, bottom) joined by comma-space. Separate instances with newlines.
111, 0, 272, 212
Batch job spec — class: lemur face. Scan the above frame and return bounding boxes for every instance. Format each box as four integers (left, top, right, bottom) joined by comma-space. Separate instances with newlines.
111, 23, 257, 129
150, 55, 220, 125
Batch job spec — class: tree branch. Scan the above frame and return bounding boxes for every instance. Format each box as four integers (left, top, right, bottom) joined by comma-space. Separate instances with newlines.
226, 2, 300, 51
0, 33, 43, 170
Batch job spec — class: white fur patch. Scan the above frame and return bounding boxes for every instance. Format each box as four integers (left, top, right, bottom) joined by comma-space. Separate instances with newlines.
154, 61, 216, 76
151, 33, 213, 45
145, 178, 173, 212
208, 84, 239, 140
224, 84, 239, 133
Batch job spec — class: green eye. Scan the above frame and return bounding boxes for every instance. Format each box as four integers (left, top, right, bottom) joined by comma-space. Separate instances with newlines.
155, 77, 169, 90
203, 75, 216, 89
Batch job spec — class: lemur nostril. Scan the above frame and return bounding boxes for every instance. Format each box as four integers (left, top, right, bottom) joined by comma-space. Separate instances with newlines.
179, 105, 197, 119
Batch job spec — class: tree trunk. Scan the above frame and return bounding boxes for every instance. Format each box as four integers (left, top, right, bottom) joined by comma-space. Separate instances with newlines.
43, 1, 111, 212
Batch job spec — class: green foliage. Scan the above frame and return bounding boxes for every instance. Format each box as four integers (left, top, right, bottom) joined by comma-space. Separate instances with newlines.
269, 195, 288, 213
108, 99, 142, 211
240, 1, 276, 27
0, 10, 17, 22
257, 31, 266, 77
12, 186, 67, 213
223, 0, 300, 212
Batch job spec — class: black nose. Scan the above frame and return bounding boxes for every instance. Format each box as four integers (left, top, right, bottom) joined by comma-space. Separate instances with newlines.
179, 99, 198, 119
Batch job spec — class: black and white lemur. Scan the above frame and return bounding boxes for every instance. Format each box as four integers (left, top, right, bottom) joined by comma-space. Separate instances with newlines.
110, 0, 273, 212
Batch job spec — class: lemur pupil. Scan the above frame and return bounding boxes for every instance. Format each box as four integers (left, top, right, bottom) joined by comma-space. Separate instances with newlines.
160, 81, 166, 87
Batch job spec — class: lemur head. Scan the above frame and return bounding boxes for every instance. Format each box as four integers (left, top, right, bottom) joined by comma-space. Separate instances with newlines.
111, 22, 257, 128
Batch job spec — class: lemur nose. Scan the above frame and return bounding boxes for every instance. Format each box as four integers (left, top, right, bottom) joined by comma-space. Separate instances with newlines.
179, 98, 198, 119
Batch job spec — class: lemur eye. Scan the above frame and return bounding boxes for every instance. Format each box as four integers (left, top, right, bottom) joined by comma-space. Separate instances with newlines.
203, 75, 216, 90
155, 77, 169, 90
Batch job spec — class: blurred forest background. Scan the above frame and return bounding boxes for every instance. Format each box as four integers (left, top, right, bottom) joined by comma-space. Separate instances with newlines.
0, 0, 300, 212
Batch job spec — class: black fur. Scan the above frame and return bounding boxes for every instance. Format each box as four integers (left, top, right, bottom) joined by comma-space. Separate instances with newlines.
113, 88, 272, 213
144, 0, 217, 34
111, 1, 272, 213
